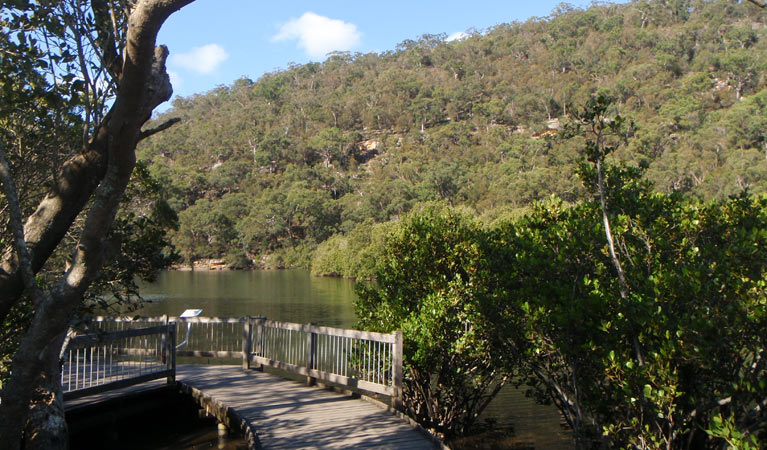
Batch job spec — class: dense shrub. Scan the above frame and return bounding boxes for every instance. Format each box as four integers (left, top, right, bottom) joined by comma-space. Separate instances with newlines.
358, 188, 767, 447
355, 204, 523, 437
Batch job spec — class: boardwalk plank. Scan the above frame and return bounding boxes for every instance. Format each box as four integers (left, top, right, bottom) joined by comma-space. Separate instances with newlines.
64, 365, 439, 449
174, 365, 438, 449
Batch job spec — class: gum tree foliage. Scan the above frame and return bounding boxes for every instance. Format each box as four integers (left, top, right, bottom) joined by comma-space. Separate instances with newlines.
134, 0, 767, 271
311, 219, 393, 280
0, 1, 193, 448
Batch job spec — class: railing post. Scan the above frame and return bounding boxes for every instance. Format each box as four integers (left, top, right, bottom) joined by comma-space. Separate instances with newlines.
306, 323, 317, 386
392, 331, 403, 411
160, 315, 168, 364
167, 323, 176, 384
242, 316, 252, 369
254, 318, 264, 371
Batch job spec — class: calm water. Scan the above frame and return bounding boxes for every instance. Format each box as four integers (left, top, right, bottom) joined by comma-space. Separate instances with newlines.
135, 269, 572, 449
136, 269, 357, 327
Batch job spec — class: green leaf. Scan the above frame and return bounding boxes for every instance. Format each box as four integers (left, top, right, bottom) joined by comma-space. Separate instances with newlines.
643, 384, 652, 398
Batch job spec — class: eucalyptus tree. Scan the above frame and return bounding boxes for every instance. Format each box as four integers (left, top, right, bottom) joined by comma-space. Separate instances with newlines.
0, 1, 195, 447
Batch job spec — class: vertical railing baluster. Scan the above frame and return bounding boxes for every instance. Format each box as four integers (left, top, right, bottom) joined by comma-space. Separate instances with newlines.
167, 323, 176, 384
333, 335, 338, 375
318, 334, 323, 372
127, 336, 131, 380
392, 331, 403, 410
208, 321, 213, 354
242, 317, 251, 369
98, 344, 102, 385
345, 337, 349, 377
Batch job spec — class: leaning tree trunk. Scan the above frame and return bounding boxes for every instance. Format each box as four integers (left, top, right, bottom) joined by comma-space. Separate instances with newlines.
22, 332, 68, 450
0, 1, 195, 448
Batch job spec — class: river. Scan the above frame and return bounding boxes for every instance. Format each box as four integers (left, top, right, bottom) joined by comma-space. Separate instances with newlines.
136, 269, 357, 326
135, 269, 572, 449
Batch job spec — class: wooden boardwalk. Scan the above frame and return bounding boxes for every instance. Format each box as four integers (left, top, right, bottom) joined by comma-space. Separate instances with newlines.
174, 365, 438, 449
63, 318, 441, 449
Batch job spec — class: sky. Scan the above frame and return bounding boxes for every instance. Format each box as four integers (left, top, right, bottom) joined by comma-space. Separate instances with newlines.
157, 0, 617, 109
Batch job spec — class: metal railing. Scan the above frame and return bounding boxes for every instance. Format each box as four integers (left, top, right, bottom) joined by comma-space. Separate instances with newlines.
61, 324, 176, 400
81, 316, 403, 407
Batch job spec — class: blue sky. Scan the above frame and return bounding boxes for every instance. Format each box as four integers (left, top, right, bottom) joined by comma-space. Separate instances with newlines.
157, 1, 616, 108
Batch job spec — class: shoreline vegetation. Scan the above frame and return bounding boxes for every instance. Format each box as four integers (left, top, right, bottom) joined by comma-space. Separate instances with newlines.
171, 258, 359, 279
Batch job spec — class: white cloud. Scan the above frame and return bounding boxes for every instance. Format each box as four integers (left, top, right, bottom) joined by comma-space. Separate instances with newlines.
171, 44, 229, 74
446, 31, 469, 42
168, 70, 182, 88
272, 12, 361, 59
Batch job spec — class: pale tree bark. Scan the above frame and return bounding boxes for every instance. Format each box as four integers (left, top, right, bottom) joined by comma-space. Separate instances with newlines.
589, 121, 646, 368
22, 333, 69, 450
594, 156, 645, 368
0, 1, 195, 448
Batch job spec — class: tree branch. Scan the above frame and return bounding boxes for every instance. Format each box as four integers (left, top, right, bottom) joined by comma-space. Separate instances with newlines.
92, 0, 123, 80
0, 0, 190, 325
0, 142, 43, 304
138, 117, 181, 141
747, 0, 767, 8
0, 2, 196, 446
0, 131, 109, 324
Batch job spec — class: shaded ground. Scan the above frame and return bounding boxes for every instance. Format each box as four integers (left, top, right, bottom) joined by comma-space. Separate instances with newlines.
67, 386, 247, 449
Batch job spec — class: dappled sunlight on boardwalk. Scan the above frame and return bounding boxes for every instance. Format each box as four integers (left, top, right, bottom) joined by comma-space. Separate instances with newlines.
176, 365, 438, 449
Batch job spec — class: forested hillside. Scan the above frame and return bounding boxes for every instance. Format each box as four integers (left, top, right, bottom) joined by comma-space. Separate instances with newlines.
138, 0, 767, 270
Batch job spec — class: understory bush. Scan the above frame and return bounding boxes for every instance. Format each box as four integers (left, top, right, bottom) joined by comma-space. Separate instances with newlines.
502, 188, 767, 449
358, 191, 767, 448
355, 204, 523, 437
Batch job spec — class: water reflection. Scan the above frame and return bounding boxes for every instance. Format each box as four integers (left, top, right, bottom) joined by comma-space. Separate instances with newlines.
136, 270, 357, 328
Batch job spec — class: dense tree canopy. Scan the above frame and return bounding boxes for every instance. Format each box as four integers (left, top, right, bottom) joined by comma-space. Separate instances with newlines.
138, 0, 767, 270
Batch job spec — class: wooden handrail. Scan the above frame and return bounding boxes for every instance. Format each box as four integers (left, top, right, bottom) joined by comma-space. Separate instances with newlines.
80, 316, 404, 409
257, 319, 396, 342
68, 325, 170, 347
62, 324, 176, 400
